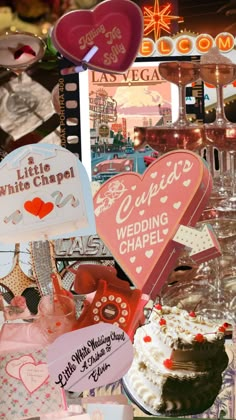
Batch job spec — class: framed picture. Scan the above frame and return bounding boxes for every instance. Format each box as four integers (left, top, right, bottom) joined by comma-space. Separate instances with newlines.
77, 55, 204, 183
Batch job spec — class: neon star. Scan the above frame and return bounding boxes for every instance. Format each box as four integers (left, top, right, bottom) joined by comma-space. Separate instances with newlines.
143, 0, 184, 41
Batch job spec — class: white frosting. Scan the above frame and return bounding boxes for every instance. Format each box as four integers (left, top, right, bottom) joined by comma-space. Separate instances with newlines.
124, 305, 228, 416
150, 305, 225, 348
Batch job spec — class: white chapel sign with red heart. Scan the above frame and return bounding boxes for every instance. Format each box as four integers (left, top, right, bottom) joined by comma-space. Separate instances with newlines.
0, 144, 95, 243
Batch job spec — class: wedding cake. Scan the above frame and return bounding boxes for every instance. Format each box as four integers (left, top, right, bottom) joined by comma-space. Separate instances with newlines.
123, 305, 229, 416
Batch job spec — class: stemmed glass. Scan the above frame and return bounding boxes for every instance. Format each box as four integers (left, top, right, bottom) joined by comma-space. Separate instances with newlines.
159, 61, 201, 128
195, 217, 235, 322
161, 216, 236, 322
200, 62, 236, 129
217, 147, 236, 212
136, 61, 205, 153
200, 62, 236, 211
160, 263, 217, 313
204, 219, 235, 317
0, 31, 46, 115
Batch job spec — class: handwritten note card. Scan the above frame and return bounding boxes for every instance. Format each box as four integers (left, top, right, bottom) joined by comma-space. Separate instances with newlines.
47, 323, 133, 393
0, 348, 66, 419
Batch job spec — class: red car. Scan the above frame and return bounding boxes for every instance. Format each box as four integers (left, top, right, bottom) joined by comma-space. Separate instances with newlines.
143, 151, 159, 167
92, 157, 134, 183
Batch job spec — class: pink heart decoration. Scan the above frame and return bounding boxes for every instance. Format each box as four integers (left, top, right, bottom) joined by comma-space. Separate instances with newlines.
93, 150, 212, 299
19, 362, 49, 394
52, 0, 143, 73
6, 355, 35, 380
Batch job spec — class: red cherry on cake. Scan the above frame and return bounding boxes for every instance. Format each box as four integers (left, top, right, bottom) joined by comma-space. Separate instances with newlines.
163, 358, 173, 369
143, 335, 152, 342
194, 333, 205, 342
159, 318, 166, 326
189, 311, 196, 317
155, 304, 162, 310
223, 322, 229, 328
218, 326, 226, 333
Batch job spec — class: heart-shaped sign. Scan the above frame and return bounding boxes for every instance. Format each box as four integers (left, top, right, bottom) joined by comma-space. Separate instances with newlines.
19, 362, 49, 394
51, 0, 143, 73
6, 355, 35, 380
93, 150, 213, 299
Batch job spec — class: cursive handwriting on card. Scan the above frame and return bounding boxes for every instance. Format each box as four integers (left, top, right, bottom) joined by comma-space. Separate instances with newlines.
79, 24, 126, 66
55, 331, 124, 387
47, 323, 133, 393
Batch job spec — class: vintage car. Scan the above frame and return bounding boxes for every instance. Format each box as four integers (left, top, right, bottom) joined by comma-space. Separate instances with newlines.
143, 151, 159, 167
92, 157, 134, 183
125, 146, 135, 154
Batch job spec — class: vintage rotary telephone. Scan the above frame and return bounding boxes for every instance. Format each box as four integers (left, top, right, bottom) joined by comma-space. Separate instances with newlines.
69, 264, 149, 340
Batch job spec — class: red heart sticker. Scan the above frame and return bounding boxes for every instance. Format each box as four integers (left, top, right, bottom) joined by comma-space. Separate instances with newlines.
93, 151, 212, 299
52, 0, 143, 73
19, 362, 49, 394
24, 197, 43, 216
38, 202, 54, 219
24, 197, 54, 219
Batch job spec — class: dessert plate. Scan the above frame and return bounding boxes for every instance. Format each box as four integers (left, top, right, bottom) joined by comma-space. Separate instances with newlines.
52, 0, 143, 74
122, 376, 202, 418
122, 376, 162, 417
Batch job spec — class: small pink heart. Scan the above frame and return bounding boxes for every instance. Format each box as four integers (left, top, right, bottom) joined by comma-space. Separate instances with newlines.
52, 0, 143, 74
19, 362, 49, 394
6, 355, 35, 380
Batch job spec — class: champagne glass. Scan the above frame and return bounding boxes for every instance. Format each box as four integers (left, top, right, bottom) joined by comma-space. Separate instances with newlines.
217, 147, 236, 212
200, 62, 236, 211
134, 61, 205, 153
200, 62, 236, 157
161, 256, 232, 321
162, 217, 236, 321
203, 218, 236, 254
0, 31, 46, 115
194, 219, 235, 321
200, 62, 236, 130
160, 264, 216, 313
207, 167, 233, 209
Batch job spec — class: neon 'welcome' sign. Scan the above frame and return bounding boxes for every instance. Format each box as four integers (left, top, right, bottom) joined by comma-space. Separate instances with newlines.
138, 32, 236, 57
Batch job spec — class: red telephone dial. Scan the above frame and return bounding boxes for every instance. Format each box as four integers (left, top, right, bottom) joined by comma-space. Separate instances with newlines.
69, 264, 149, 340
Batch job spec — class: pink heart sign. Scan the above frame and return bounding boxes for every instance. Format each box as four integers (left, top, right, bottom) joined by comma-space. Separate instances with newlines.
6, 355, 35, 380
52, 0, 143, 73
93, 150, 213, 299
19, 362, 49, 394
